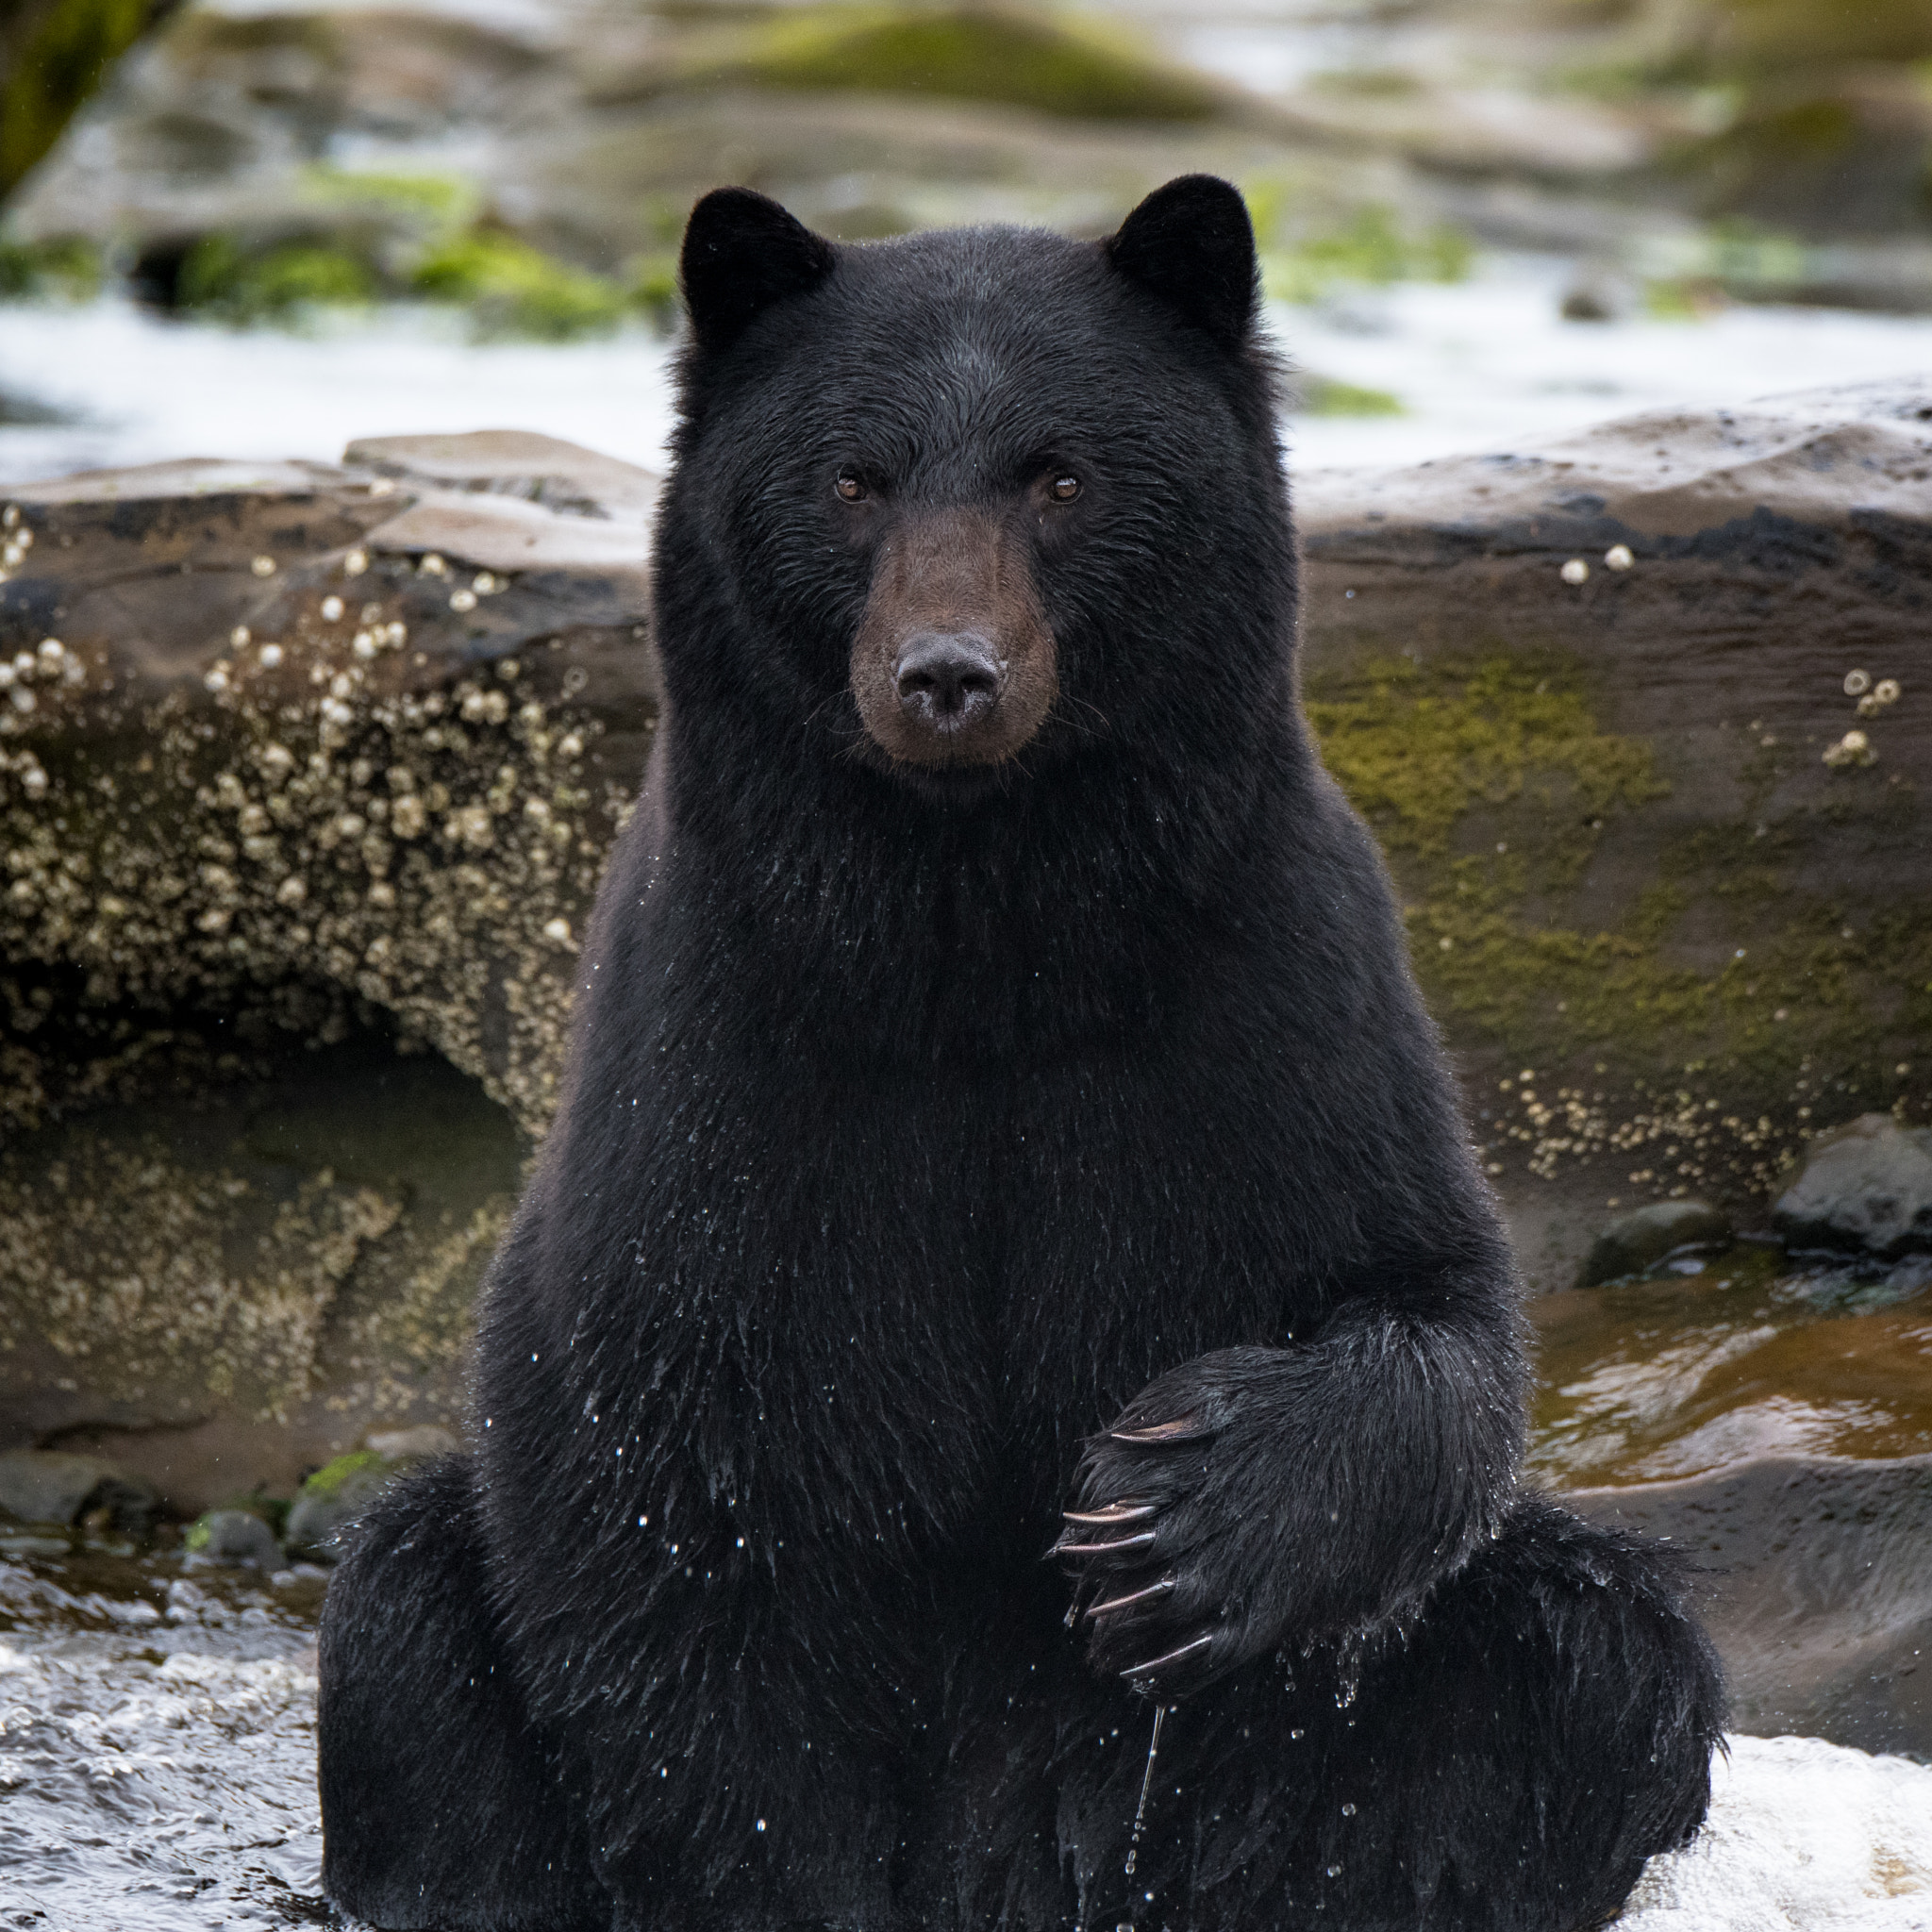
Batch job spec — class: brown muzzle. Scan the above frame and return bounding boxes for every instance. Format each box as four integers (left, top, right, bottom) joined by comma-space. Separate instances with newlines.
849, 508, 1057, 769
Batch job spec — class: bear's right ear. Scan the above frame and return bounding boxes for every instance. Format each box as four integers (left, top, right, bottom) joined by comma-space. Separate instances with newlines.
1105, 175, 1257, 351
681, 187, 836, 355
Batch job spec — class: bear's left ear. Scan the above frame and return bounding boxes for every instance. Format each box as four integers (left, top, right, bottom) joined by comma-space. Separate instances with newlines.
1105, 175, 1257, 351
681, 187, 837, 355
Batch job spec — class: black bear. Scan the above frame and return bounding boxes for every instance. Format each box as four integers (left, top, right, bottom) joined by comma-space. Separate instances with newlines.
319, 176, 1724, 1932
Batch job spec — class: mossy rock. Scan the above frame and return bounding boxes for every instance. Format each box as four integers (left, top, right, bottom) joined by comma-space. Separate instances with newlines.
175, 234, 377, 325
0, 235, 103, 302
410, 231, 628, 342
285, 1447, 421, 1558
184, 1506, 282, 1566
707, 6, 1224, 124
1298, 377, 1932, 1268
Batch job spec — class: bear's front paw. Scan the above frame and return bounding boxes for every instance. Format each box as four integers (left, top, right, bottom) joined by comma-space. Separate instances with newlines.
1053, 1347, 1296, 1698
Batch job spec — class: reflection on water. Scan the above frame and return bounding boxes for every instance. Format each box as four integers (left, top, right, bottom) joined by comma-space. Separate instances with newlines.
0, 1550, 327, 1930
1529, 1244, 1932, 1488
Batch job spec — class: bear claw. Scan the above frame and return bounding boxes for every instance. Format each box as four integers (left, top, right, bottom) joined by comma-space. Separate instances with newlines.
1054, 1530, 1158, 1557
1121, 1632, 1214, 1682
1086, 1577, 1177, 1619
1108, 1416, 1210, 1444
1062, 1502, 1157, 1527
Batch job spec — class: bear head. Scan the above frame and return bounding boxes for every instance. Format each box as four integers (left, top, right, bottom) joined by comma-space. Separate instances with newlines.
658, 175, 1296, 808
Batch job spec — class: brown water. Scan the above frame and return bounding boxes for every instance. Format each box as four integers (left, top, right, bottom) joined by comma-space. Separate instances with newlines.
1528, 1244, 1932, 1489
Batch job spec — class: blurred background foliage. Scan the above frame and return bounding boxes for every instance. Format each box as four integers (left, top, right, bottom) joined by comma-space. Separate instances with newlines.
1, 0, 1930, 349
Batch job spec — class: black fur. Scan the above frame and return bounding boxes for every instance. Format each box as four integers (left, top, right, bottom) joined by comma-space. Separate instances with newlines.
320, 180, 1724, 1932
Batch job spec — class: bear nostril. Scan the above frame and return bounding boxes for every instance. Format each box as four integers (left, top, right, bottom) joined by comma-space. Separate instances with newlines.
894, 634, 1004, 729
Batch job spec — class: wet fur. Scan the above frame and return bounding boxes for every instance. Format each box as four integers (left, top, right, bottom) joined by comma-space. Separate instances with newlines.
320, 180, 1724, 1931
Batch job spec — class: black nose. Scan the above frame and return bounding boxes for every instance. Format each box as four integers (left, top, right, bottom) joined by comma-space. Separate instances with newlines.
894, 632, 1003, 733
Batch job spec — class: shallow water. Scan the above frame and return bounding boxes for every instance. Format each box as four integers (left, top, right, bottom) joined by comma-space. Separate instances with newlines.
6, 262, 1932, 490
1528, 1247, 1932, 1489
4, 1533, 1930, 1929
0, 1550, 327, 1930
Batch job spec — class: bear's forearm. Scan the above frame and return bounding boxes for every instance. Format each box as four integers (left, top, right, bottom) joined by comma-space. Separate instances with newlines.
1068, 1295, 1525, 1674
1252, 1299, 1524, 1629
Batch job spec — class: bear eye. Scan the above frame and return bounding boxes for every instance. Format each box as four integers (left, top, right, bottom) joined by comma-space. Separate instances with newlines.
835, 475, 867, 503
1050, 475, 1080, 503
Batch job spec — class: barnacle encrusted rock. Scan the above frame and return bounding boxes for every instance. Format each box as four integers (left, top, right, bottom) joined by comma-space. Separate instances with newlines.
0, 430, 659, 1137
0, 432, 658, 1505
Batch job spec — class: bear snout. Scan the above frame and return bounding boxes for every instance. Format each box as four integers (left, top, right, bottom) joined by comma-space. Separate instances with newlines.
894, 631, 1005, 735
850, 506, 1057, 772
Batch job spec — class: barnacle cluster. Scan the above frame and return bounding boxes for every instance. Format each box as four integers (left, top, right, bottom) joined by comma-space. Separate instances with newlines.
1485, 1074, 1807, 1192
0, 527, 637, 1139
1824, 668, 1903, 768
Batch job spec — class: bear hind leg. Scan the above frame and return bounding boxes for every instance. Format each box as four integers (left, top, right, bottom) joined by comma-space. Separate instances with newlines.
1045, 1491, 1724, 1932
318, 1457, 608, 1931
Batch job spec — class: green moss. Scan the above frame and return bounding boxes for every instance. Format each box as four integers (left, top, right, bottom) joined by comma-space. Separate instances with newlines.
721, 6, 1222, 122
1305, 653, 1664, 866
299, 1449, 390, 1500
1294, 376, 1405, 417
1255, 205, 1472, 307
625, 252, 682, 333
1304, 651, 1932, 1167
177, 235, 376, 325
0, 234, 102, 302
155, 208, 655, 341
411, 232, 626, 341
299, 164, 478, 230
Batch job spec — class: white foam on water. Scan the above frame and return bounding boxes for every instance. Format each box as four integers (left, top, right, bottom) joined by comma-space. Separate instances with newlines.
1620, 1735, 1932, 1929
1275, 259, 1932, 472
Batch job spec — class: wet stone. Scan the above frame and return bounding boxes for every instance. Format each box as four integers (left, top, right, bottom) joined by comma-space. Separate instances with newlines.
0, 1447, 156, 1530
1578, 1199, 1734, 1287
284, 1447, 404, 1561
0, 1531, 73, 1557
187, 1507, 283, 1568
1774, 1113, 1932, 1260
1573, 1453, 1932, 1760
